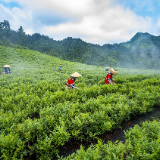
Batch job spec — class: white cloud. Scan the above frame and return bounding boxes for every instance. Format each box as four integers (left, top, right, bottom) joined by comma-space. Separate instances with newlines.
41, 2, 152, 44
0, 0, 157, 45
154, 18, 160, 35
0, 4, 11, 20
0, 3, 32, 31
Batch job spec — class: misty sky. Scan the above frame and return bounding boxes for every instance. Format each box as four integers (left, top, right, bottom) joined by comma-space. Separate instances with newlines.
0, 0, 160, 45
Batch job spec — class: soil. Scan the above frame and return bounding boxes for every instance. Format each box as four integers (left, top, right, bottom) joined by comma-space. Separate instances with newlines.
53, 107, 160, 160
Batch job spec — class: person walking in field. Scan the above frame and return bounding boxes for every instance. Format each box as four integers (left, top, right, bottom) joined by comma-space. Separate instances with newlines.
104, 67, 118, 85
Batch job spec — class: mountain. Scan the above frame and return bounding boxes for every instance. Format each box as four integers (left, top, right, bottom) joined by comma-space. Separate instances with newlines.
120, 32, 160, 54
1, 20, 160, 69
119, 32, 160, 68
25, 33, 160, 69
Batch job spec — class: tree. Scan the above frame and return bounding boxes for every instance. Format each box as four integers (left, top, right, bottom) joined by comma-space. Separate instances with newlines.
0, 20, 12, 45
0, 20, 10, 30
17, 26, 26, 46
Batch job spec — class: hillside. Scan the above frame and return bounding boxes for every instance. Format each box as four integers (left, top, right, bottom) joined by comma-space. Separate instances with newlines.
1, 20, 160, 69
1, 46, 160, 159
120, 32, 160, 65
0, 45, 107, 84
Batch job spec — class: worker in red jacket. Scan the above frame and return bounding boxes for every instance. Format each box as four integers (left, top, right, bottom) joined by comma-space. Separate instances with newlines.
66, 76, 78, 89
104, 67, 118, 85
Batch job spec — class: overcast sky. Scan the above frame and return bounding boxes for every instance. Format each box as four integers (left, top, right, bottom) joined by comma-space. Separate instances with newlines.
0, 0, 160, 45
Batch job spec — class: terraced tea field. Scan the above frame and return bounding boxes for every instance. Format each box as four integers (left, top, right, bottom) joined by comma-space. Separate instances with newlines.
0, 46, 160, 159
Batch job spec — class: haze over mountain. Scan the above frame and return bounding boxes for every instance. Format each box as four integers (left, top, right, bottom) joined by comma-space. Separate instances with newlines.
0, 20, 160, 69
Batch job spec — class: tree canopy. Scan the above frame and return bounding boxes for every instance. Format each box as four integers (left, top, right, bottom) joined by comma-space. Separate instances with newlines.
0, 20, 160, 69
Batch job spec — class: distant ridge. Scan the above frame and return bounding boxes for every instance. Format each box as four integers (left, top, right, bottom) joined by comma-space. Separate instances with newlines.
0, 20, 160, 69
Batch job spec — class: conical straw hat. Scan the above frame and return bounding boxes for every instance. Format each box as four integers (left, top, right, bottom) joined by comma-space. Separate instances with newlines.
4, 64, 10, 68
109, 68, 118, 75
70, 72, 82, 77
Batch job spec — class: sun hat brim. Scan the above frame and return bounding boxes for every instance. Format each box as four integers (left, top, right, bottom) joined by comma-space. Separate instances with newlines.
70, 72, 82, 78
109, 68, 118, 75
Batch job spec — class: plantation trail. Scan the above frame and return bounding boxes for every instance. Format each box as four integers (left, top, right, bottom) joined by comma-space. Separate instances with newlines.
53, 107, 160, 159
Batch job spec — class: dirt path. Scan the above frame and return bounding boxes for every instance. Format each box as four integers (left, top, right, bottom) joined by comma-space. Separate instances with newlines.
53, 107, 160, 159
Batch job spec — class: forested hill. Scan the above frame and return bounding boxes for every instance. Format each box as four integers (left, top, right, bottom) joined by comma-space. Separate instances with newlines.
1, 20, 160, 69
120, 32, 160, 58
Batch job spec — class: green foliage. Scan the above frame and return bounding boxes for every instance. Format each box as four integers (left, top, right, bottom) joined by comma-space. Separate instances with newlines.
62, 120, 160, 160
1, 20, 160, 69
1, 45, 160, 159
17, 26, 26, 46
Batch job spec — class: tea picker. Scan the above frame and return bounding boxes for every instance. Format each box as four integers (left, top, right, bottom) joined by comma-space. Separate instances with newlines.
104, 67, 118, 85
58, 65, 62, 71
65, 72, 82, 89
4, 64, 11, 74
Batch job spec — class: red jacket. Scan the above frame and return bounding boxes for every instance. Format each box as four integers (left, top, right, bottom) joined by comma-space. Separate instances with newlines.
66, 78, 74, 86
105, 73, 112, 84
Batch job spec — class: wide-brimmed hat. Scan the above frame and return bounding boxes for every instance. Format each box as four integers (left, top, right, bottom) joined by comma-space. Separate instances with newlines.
109, 68, 118, 75
4, 64, 10, 68
70, 72, 82, 78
